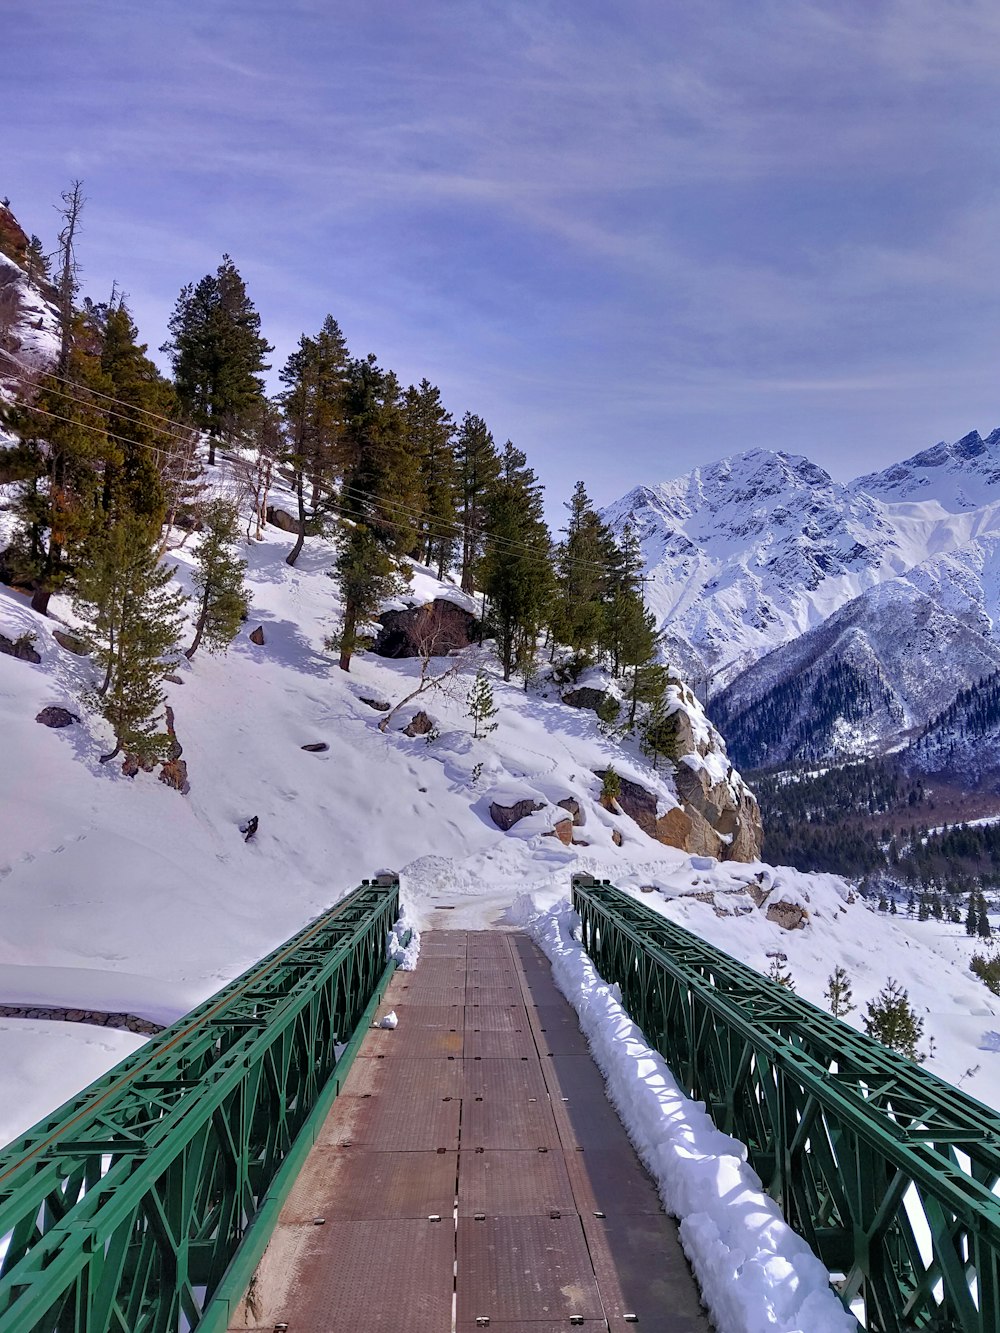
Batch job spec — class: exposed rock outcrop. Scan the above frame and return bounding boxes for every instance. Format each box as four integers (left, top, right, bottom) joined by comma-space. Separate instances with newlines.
557, 797, 585, 826
266, 506, 298, 532
562, 686, 615, 713
490, 797, 545, 831
158, 706, 190, 793
374, 598, 475, 659
402, 710, 435, 737
0, 632, 40, 664
35, 705, 78, 728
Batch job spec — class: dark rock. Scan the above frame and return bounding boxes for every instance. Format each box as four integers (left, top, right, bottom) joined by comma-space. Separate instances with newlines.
243, 815, 259, 842
359, 696, 391, 712
52, 630, 88, 656
612, 828, 624, 847
556, 796, 585, 826
489, 797, 545, 831
402, 710, 434, 737
301, 741, 329, 752
249, 625, 265, 646
159, 759, 189, 793
35, 705, 78, 728
0, 632, 41, 664
766, 901, 808, 930
266, 506, 298, 532
374, 598, 475, 659
594, 771, 658, 836
122, 754, 140, 778
164, 673, 185, 685
563, 686, 614, 713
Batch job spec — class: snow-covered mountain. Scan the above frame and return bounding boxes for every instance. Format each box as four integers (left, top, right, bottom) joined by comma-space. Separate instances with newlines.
603, 433, 1000, 696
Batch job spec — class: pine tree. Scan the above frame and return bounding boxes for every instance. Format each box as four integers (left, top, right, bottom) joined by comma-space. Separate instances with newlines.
642, 698, 682, 771
977, 891, 992, 939
479, 442, 553, 682
863, 978, 924, 1060
551, 481, 615, 659
467, 668, 499, 738
767, 956, 795, 989
918, 893, 930, 922
455, 413, 500, 593
24, 234, 51, 288
184, 500, 247, 659
406, 379, 457, 577
600, 767, 621, 810
966, 891, 979, 937
824, 965, 856, 1018
73, 518, 185, 763
162, 256, 272, 466
333, 355, 418, 671
279, 316, 349, 565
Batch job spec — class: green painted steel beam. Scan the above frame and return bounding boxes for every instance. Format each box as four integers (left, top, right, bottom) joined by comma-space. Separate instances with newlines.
572, 875, 1000, 1333
0, 877, 400, 1333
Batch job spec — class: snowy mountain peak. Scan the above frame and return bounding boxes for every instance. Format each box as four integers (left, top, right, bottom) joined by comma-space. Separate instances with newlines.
852, 426, 1000, 511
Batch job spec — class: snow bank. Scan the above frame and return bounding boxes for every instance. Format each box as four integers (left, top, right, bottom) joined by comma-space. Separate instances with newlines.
516, 896, 857, 1333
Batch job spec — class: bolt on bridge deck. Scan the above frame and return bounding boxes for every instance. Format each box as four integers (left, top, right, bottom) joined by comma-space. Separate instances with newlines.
229, 929, 710, 1332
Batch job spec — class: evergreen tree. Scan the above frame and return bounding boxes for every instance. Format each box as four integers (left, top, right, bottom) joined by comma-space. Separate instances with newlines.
455, 412, 500, 593
406, 379, 457, 577
551, 481, 614, 659
966, 891, 979, 937
767, 956, 795, 989
479, 442, 553, 682
641, 697, 682, 771
918, 893, 930, 922
184, 499, 247, 659
863, 979, 924, 1060
467, 668, 499, 738
162, 255, 272, 466
24, 234, 51, 288
977, 892, 992, 939
333, 355, 418, 671
279, 316, 349, 565
72, 518, 185, 763
600, 767, 621, 810
824, 965, 856, 1018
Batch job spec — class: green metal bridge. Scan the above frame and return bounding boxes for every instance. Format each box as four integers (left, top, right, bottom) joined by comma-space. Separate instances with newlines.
2, 873, 1000, 1330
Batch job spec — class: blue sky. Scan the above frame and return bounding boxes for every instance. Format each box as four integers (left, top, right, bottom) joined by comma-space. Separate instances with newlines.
7, 1, 1000, 512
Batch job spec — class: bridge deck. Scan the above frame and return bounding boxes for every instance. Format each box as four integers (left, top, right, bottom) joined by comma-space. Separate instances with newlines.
229, 930, 710, 1331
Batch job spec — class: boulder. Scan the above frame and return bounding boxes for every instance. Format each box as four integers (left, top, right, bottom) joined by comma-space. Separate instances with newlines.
158, 706, 190, 793
766, 901, 808, 931
489, 797, 545, 831
611, 828, 624, 847
164, 673, 185, 685
374, 599, 475, 659
35, 705, 78, 728
402, 710, 434, 737
249, 625, 265, 646
301, 741, 329, 753
543, 818, 574, 846
359, 696, 391, 712
266, 506, 299, 532
0, 632, 40, 664
557, 796, 585, 826
52, 630, 88, 656
595, 772, 657, 835
562, 686, 615, 713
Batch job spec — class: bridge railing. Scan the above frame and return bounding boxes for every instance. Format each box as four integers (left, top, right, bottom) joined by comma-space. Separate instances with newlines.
572, 875, 1000, 1333
0, 877, 400, 1333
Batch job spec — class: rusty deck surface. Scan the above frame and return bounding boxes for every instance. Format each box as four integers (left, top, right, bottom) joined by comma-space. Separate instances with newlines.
228, 930, 711, 1332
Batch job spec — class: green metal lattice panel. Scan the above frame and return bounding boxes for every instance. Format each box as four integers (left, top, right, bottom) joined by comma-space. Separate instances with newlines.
0, 877, 400, 1333
571, 875, 1000, 1333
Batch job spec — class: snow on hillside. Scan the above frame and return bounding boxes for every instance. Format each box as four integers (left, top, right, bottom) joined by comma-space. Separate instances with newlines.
854, 428, 1000, 512
2, 470, 1000, 1158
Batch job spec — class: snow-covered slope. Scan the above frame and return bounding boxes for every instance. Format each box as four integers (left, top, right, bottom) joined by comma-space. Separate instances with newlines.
0, 202, 59, 400
603, 433, 1000, 694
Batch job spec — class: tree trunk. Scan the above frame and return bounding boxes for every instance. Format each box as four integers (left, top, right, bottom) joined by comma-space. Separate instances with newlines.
99, 742, 121, 764
185, 585, 211, 659
339, 601, 357, 672
286, 468, 306, 567
30, 586, 51, 615
207, 432, 217, 467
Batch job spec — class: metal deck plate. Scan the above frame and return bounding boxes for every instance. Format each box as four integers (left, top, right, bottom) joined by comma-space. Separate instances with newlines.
364, 1025, 464, 1058
464, 1002, 529, 1032
461, 1056, 549, 1100
286, 1218, 455, 1332
463, 1090, 561, 1149
583, 1212, 710, 1330
374, 1002, 463, 1028
318, 1092, 461, 1150
457, 1148, 576, 1216
563, 1146, 663, 1217
456, 1324, 608, 1332
280, 1147, 458, 1221
542, 1052, 609, 1101
456, 1215, 605, 1324
340, 1055, 463, 1100
529, 1004, 590, 1055
390, 980, 467, 1006
465, 1028, 538, 1059
552, 1090, 629, 1150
